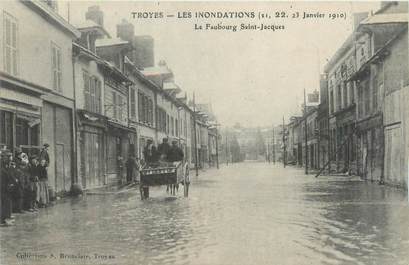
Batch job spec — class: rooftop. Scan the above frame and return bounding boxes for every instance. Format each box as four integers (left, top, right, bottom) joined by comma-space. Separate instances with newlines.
360, 13, 408, 25
96, 38, 130, 48
74, 19, 111, 37
142, 66, 173, 77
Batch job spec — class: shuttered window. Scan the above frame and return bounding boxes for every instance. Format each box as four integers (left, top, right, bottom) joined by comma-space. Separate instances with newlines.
3, 12, 18, 76
83, 72, 90, 110
95, 79, 101, 113
130, 88, 136, 120
51, 42, 62, 92
83, 72, 101, 114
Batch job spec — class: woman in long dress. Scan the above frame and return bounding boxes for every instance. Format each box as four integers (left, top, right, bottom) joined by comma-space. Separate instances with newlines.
38, 159, 49, 207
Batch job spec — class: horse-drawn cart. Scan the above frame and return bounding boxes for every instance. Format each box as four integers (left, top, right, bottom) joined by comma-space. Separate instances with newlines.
139, 161, 190, 200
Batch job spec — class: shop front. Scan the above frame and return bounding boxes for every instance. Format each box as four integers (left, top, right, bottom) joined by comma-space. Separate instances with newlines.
77, 110, 107, 189
106, 121, 135, 185
356, 114, 384, 182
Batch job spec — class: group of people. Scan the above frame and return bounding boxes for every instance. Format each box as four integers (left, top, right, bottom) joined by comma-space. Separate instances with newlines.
1, 144, 51, 226
143, 138, 184, 166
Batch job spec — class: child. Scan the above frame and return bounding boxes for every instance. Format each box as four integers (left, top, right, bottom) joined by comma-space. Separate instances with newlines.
38, 159, 49, 207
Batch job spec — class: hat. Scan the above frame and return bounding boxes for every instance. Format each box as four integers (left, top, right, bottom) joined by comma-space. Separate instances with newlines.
43, 143, 50, 148
30, 155, 38, 160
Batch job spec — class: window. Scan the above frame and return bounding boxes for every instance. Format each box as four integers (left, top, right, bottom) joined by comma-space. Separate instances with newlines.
83, 72, 91, 110
156, 107, 167, 132
138, 92, 143, 122
0, 110, 13, 150
336, 85, 342, 111
95, 78, 101, 113
167, 114, 170, 134
117, 94, 123, 121
3, 12, 18, 76
83, 72, 101, 113
358, 86, 363, 118
130, 88, 136, 120
112, 91, 117, 118
342, 82, 348, 108
171, 117, 175, 136
148, 99, 153, 125
329, 90, 334, 114
51, 42, 62, 92
137, 92, 153, 125
349, 82, 355, 104
364, 85, 370, 115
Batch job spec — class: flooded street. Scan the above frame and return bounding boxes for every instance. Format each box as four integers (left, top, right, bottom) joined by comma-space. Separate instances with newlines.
1, 162, 409, 265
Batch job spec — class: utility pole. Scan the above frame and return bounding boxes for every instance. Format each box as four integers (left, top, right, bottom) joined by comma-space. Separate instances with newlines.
282, 116, 286, 168
215, 125, 219, 169
193, 92, 199, 177
272, 127, 276, 164
267, 138, 270, 163
304, 88, 309, 175
225, 129, 229, 165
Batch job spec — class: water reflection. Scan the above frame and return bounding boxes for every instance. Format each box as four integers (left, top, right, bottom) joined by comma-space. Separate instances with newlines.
0, 163, 408, 265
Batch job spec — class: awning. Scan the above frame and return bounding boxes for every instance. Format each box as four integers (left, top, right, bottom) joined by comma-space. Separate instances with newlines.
16, 113, 41, 127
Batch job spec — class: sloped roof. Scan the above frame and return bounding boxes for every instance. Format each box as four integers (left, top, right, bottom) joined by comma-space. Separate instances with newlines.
360, 13, 408, 25
142, 66, 173, 77
96, 38, 129, 48
74, 19, 111, 37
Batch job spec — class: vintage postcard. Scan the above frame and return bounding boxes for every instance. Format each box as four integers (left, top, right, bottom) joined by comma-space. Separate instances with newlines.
0, 1, 408, 265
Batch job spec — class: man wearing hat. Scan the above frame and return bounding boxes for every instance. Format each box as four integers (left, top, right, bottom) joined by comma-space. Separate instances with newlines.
39, 143, 50, 168
167, 140, 184, 163
1, 150, 14, 225
143, 139, 158, 165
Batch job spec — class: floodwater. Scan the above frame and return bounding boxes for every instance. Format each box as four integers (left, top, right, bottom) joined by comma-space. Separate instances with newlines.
1, 162, 409, 265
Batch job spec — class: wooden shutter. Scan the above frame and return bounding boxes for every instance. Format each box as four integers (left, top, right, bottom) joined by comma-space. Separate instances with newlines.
95, 79, 101, 113
112, 91, 117, 119
83, 72, 90, 111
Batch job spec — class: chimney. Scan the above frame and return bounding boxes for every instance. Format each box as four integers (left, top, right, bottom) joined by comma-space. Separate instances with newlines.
353, 12, 369, 31
116, 19, 135, 42
133, 36, 155, 69
86, 6, 104, 27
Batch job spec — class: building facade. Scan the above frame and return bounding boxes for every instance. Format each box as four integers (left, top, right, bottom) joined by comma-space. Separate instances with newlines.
0, 1, 80, 194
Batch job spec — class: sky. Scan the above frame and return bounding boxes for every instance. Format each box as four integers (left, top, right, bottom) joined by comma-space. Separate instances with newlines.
59, 1, 381, 127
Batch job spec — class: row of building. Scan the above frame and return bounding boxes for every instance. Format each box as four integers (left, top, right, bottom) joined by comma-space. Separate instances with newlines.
284, 1, 408, 188
0, 1, 219, 193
